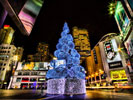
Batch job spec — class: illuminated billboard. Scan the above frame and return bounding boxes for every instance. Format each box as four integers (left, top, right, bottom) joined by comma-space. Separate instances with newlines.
110, 70, 127, 81
18, 0, 44, 35
20, 62, 49, 70
114, 1, 130, 39
50, 59, 66, 68
104, 39, 122, 69
124, 32, 133, 57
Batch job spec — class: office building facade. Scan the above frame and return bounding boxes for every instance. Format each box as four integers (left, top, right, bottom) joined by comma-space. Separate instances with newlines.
72, 27, 91, 62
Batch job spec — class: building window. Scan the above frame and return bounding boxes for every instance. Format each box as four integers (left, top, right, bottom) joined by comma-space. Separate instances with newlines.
92, 77, 95, 81
96, 76, 100, 80
89, 78, 91, 82
31, 72, 38, 75
18, 72, 22, 75
2, 68, 5, 71
38, 78, 45, 82
21, 78, 29, 82
30, 78, 37, 82
16, 78, 21, 82
39, 72, 46, 75
0, 63, 2, 66
23, 72, 30, 75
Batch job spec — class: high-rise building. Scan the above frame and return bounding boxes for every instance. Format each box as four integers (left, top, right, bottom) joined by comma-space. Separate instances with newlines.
72, 27, 91, 62
86, 45, 105, 86
0, 44, 16, 88
0, 25, 15, 44
27, 55, 34, 62
27, 43, 52, 62
86, 33, 133, 86
15, 47, 24, 62
0, 44, 24, 89
98, 33, 133, 85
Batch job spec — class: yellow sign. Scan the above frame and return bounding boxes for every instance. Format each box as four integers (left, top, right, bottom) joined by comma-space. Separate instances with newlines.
110, 70, 127, 80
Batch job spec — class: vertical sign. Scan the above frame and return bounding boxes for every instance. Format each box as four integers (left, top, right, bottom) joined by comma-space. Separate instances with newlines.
104, 39, 122, 69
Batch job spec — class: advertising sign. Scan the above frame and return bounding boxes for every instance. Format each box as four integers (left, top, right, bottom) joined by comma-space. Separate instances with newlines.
110, 70, 127, 81
50, 60, 66, 68
124, 32, 133, 57
108, 61, 123, 69
104, 39, 122, 69
114, 1, 130, 39
21, 62, 49, 70
18, 0, 44, 35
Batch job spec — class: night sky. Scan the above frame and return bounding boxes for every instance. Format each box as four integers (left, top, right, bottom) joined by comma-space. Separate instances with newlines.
5, 0, 119, 59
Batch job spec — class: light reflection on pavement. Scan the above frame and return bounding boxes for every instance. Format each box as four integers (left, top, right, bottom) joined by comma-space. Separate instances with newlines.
0, 89, 133, 100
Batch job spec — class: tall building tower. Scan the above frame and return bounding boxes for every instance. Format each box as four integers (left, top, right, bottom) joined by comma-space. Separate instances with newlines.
0, 25, 15, 44
0, 44, 24, 88
72, 27, 91, 62
27, 43, 51, 62
34, 43, 49, 62
0, 44, 16, 88
15, 47, 24, 62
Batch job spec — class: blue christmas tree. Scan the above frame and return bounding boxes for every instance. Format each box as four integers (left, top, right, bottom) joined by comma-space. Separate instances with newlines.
46, 22, 85, 79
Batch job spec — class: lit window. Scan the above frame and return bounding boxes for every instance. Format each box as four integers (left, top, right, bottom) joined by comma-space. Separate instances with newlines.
38, 78, 45, 82
22, 78, 29, 82
39, 72, 46, 75
16, 78, 21, 82
30, 78, 37, 82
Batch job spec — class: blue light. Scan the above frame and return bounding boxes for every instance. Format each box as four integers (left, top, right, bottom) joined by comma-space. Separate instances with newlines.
46, 22, 85, 79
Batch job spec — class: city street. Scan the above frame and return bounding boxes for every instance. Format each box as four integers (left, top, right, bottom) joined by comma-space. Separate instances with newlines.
0, 0, 133, 100
0, 89, 133, 100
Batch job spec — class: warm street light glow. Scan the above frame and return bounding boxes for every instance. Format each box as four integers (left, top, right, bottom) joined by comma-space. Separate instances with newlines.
99, 69, 104, 74
91, 74, 94, 77
95, 72, 98, 76
53, 57, 57, 60
118, 45, 124, 52
14, 55, 18, 61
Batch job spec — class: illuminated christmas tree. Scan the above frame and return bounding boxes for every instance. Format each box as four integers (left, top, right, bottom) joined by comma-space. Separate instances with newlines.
46, 22, 85, 79
46, 22, 86, 94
